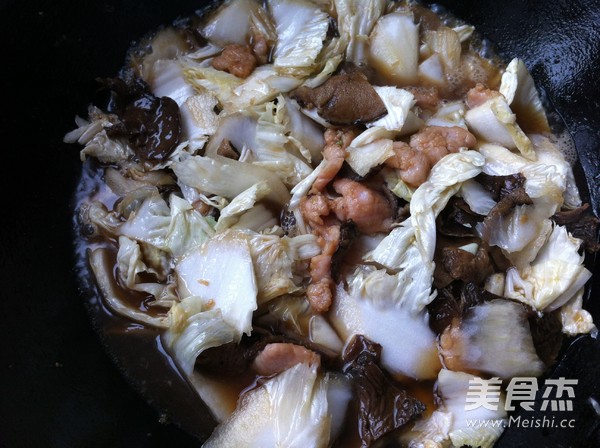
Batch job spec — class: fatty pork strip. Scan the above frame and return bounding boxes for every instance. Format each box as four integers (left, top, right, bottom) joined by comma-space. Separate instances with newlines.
300, 127, 395, 312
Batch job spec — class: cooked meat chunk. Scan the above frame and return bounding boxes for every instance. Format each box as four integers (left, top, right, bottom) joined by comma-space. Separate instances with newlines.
330, 178, 394, 234
386, 141, 431, 187
300, 194, 331, 227
212, 44, 257, 78
310, 247, 337, 283
291, 72, 387, 125
465, 83, 502, 108
299, 198, 341, 312
385, 126, 477, 188
410, 125, 477, 165
310, 230, 339, 283
306, 279, 335, 314
252, 343, 320, 376
405, 86, 440, 110
311, 127, 359, 194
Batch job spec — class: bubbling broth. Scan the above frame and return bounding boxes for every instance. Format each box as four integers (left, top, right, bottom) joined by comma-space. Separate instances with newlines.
67, 0, 599, 446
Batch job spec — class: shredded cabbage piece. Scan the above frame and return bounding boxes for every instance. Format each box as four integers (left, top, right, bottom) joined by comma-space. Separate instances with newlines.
504, 224, 592, 311
410, 370, 507, 448
466, 96, 535, 160
560, 288, 598, 337
175, 230, 258, 336
345, 138, 394, 177
215, 181, 272, 232
334, 0, 387, 66
329, 282, 441, 380
163, 302, 237, 375
367, 86, 416, 131
203, 362, 332, 447
244, 230, 321, 303
88, 248, 170, 329
369, 11, 419, 85
500, 57, 551, 134
64, 107, 134, 163
172, 154, 291, 206
269, 0, 330, 76
411, 150, 486, 261
200, 0, 260, 46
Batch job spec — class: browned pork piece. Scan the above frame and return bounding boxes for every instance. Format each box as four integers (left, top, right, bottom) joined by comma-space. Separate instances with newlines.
386, 125, 477, 187
410, 125, 477, 164
300, 126, 395, 312
299, 202, 340, 313
211, 43, 258, 78
465, 82, 502, 108
386, 141, 431, 187
404, 85, 440, 110
252, 342, 320, 377
311, 127, 359, 194
329, 178, 394, 234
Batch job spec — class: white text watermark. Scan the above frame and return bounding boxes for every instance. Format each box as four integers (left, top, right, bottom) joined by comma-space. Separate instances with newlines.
465, 376, 578, 413
466, 415, 576, 429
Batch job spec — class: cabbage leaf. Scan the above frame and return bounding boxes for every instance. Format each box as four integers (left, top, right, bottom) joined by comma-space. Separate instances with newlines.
334, 0, 387, 66
466, 96, 535, 160
367, 86, 415, 131
63, 106, 134, 163
499, 58, 550, 134
203, 362, 332, 447
175, 230, 258, 336
269, 0, 330, 76
410, 369, 507, 448
172, 154, 291, 206
504, 224, 592, 311
369, 11, 419, 85
163, 301, 237, 375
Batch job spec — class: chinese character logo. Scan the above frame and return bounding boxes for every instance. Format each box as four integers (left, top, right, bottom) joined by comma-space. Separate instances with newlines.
540, 378, 578, 412
506, 377, 539, 411
465, 377, 503, 411
464, 376, 578, 412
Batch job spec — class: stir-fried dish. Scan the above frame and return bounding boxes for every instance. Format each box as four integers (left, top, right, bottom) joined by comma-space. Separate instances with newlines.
64, 0, 600, 446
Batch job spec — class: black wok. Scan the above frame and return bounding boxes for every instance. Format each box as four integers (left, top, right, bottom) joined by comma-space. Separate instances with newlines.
1, 0, 599, 447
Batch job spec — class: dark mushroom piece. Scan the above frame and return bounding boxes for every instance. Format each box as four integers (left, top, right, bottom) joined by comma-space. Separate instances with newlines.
342, 335, 425, 448
290, 71, 387, 125
552, 203, 600, 252
100, 77, 182, 163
